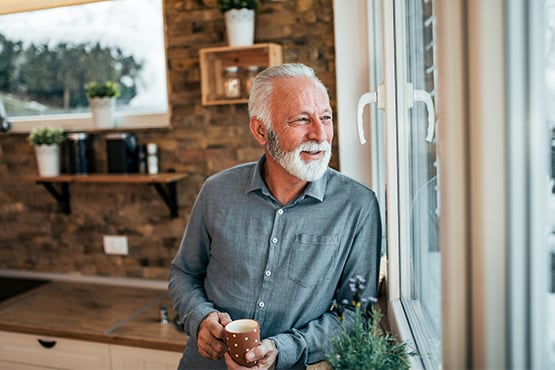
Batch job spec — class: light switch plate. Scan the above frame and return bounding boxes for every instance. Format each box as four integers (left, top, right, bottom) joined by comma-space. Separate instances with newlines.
103, 235, 128, 255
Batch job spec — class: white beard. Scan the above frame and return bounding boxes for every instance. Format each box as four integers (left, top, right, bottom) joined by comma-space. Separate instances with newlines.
267, 130, 331, 182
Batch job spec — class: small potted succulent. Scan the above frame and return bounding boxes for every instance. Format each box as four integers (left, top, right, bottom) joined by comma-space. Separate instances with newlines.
84, 81, 120, 128
84, 80, 120, 99
326, 276, 418, 370
27, 126, 65, 177
217, 0, 257, 46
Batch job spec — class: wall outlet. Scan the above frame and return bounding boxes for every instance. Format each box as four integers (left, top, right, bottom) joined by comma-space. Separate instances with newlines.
103, 235, 128, 255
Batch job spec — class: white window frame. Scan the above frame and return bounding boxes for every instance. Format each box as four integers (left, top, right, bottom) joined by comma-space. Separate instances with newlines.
386, 1, 443, 369
0, 0, 170, 133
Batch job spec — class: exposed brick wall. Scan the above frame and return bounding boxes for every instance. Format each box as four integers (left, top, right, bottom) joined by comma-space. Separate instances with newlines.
0, 0, 337, 280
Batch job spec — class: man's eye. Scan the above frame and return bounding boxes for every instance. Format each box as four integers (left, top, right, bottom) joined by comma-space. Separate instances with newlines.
320, 115, 333, 123
289, 117, 310, 125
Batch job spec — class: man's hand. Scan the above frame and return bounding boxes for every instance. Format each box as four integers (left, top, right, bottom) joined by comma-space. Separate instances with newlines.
224, 339, 278, 370
197, 311, 232, 361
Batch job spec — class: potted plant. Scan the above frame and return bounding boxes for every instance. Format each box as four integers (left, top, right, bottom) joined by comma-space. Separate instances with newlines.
84, 81, 120, 128
326, 276, 418, 370
27, 126, 65, 177
217, 0, 257, 46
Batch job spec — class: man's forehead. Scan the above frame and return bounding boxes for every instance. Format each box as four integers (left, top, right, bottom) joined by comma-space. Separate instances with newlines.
271, 77, 330, 108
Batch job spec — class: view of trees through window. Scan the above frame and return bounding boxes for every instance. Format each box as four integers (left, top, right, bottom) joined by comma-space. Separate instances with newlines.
0, 0, 167, 124
0, 35, 143, 116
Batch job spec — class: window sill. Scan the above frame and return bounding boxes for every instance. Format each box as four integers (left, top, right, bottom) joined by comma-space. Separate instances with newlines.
5, 111, 170, 134
388, 299, 423, 370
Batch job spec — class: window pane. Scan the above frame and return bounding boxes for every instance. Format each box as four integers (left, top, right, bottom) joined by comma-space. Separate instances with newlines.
0, 0, 167, 128
397, 0, 441, 367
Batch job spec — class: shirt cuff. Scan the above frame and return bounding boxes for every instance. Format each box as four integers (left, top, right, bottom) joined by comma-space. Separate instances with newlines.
269, 333, 307, 369
186, 303, 216, 340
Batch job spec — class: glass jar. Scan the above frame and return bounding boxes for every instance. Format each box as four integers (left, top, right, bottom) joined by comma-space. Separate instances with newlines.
146, 142, 159, 175
223, 66, 241, 98
244, 66, 259, 97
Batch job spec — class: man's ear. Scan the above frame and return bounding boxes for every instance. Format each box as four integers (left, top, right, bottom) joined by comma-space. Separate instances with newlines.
250, 117, 267, 145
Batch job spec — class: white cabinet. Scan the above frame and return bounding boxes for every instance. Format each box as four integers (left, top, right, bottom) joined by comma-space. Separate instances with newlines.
0, 330, 111, 370
0, 361, 49, 370
110, 344, 181, 370
0, 330, 182, 370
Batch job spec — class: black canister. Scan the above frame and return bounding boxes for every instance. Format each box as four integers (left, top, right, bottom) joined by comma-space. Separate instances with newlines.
63, 133, 95, 174
105, 133, 138, 173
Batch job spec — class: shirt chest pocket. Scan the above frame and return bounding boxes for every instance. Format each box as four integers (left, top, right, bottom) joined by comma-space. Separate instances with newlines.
286, 233, 340, 288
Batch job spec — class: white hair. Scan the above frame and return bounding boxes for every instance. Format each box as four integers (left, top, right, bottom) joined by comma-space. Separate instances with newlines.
247, 63, 328, 129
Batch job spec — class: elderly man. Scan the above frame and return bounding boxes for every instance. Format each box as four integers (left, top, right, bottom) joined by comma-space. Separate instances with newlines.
169, 63, 382, 369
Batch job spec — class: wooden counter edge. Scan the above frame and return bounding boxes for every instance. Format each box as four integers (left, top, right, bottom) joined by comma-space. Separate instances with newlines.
0, 319, 186, 353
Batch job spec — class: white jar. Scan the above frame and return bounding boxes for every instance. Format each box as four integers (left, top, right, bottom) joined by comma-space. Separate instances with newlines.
223, 66, 241, 98
147, 143, 159, 175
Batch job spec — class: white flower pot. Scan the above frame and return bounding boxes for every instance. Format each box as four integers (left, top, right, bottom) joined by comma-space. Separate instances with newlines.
224, 8, 255, 47
89, 97, 116, 128
35, 144, 61, 177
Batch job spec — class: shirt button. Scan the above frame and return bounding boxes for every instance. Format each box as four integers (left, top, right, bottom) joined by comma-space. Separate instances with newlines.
258, 301, 265, 308
277, 209, 284, 215
272, 237, 278, 244
265, 270, 271, 277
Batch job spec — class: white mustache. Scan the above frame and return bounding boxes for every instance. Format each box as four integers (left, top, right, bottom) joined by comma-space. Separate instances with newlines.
297, 141, 331, 154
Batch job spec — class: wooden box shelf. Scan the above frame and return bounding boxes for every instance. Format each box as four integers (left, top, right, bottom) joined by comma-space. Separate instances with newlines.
24, 173, 187, 218
199, 43, 283, 106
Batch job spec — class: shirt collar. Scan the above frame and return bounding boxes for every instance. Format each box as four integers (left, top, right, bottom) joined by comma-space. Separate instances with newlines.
246, 155, 327, 202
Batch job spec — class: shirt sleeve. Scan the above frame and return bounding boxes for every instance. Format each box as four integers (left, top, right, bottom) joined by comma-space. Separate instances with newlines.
270, 194, 382, 368
168, 185, 215, 341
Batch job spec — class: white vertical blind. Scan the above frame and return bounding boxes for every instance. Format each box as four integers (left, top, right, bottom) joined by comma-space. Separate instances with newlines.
467, 0, 508, 367
436, 0, 471, 367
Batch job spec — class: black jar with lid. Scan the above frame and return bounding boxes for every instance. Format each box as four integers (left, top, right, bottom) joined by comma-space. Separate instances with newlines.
63, 132, 95, 174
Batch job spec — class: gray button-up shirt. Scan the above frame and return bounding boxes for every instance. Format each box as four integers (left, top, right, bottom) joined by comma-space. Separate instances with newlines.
169, 155, 382, 369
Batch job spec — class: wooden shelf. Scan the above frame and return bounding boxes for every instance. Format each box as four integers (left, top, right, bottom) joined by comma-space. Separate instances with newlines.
199, 43, 283, 106
24, 173, 186, 184
24, 173, 187, 218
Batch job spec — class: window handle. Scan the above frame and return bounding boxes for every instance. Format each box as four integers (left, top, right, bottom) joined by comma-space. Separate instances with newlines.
407, 83, 436, 142
356, 84, 385, 145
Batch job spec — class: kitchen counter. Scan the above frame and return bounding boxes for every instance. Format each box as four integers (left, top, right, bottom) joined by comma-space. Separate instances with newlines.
0, 280, 188, 352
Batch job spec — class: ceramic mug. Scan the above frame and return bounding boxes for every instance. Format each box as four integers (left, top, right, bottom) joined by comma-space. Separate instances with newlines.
224, 319, 260, 367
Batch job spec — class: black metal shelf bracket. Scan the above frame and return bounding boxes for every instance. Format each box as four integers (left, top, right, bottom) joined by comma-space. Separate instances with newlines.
38, 181, 71, 214
150, 182, 179, 218
31, 178, 180, 218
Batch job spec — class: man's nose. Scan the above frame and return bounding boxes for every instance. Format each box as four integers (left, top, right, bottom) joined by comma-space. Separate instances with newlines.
308, 117, 329, 142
